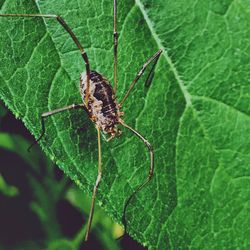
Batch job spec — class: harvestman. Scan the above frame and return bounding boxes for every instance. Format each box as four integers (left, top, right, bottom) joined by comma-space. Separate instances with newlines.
0, 0, 162, 241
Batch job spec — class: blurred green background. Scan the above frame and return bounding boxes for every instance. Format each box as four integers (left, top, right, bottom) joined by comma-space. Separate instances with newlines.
0, 100, 147, 250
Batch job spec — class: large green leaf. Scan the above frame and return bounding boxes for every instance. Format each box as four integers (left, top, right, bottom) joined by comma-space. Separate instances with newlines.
0, 0, 249, 249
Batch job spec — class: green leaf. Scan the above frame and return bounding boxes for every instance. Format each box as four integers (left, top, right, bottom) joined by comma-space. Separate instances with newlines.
0, 173, 19, 197
0, 0, 249, 249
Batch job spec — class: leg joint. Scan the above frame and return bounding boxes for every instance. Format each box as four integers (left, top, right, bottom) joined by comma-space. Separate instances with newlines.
95, 172, 102, 187
114, 31, 118, 41
72, 104, 77, 109
145, 140, 153, 152
81, 51, 89, 62
149, 170, 154, 179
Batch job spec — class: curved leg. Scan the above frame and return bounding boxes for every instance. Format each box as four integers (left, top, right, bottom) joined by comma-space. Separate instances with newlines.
0, 13, 91, 105
119, 120, 154, 234
28, 103, 86, 151
119, 49, 162, 107
85, 126, 102, 241
113, 0, 118, 93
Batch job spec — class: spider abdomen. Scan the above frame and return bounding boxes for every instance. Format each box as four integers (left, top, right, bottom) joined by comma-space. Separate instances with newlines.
80, 70, 121, 135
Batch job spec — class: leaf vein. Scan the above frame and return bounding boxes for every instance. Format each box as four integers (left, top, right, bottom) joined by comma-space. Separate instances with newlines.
135, 0, 192, 106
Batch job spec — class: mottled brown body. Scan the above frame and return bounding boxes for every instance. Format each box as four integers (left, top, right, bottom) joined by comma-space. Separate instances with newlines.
80, 71, 122, 136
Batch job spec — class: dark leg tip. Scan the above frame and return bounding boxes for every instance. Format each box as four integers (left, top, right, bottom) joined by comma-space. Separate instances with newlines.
27, 143, 34, 152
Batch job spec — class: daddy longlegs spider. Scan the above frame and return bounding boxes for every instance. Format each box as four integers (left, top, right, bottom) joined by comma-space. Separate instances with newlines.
0, 0, 162, 241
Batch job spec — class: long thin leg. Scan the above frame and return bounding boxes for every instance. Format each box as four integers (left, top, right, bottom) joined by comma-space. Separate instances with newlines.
113, 0, 118, 93
144, 51, 162, 87
85, 126, 102, 241
0, 13, 91, 105
119, 49, 162, 107
119, 120, 154, 234
28, 103, 86, 151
